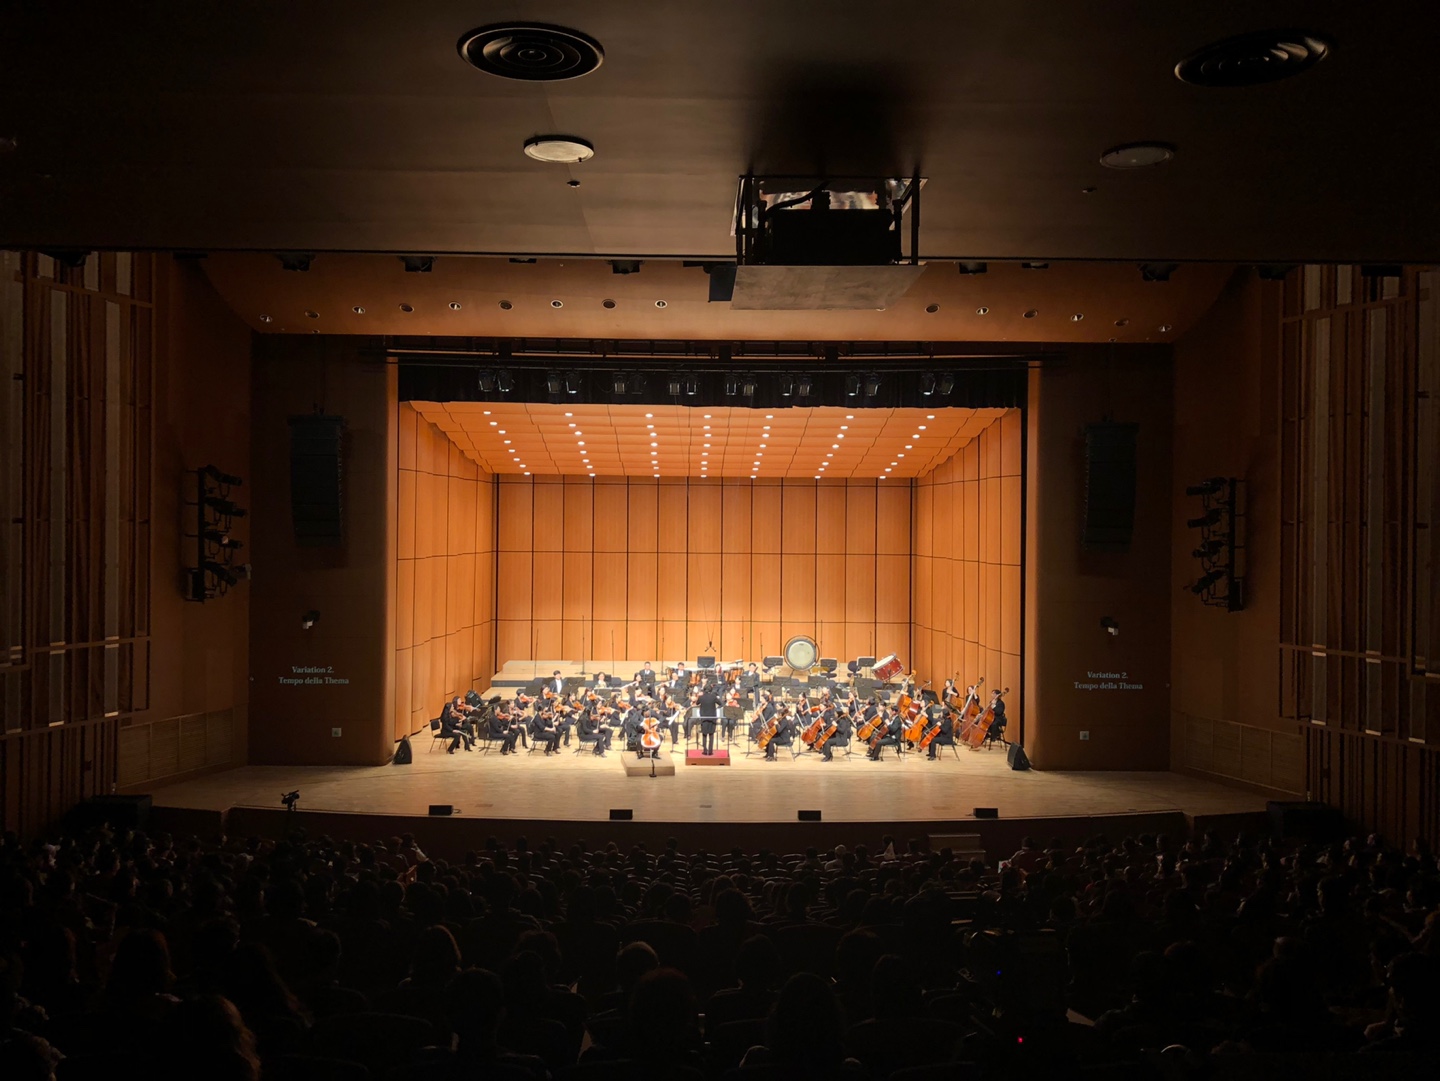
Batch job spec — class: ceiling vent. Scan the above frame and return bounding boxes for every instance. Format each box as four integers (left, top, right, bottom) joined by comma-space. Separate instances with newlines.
1175, 30, 1330, 87
458, 23, 604, 81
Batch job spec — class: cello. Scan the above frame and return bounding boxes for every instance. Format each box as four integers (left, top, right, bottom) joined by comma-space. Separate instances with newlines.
855, 700, 886, 742
962, 687, 1008, 749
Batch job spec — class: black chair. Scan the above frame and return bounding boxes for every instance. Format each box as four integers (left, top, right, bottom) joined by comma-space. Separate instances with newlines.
428, 717, 446, 753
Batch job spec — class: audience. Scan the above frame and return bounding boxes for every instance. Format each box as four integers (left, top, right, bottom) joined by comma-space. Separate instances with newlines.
0, 822, 1436, 1079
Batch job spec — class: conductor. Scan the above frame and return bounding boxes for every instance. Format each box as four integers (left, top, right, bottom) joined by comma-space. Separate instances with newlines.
696, 680, 721, 756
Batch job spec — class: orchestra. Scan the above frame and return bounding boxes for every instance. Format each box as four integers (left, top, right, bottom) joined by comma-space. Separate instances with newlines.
437, 659, 1012, 767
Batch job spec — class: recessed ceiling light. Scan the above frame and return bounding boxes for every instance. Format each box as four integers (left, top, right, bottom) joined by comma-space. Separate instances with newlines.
925, 304, 940, 314
503, 439, 511, 444
927, 414, 935, 419
1159, 324, 1173, 333
976, 306, 989, 315
837, 433, 844, 439
305, 310, 318, 319
352, 305, 366, 314
499, 300, 512, 309
1024, 309, 1038, 319
484, 410, 492, 415
1071, 313, 1084, 322
259, 314, 272, 323
489, 421, 497, 426
523, 135, 595, 163
498, 429, 506, 434
897, 453, 905, 458
766, 415, 774, 419
449, 302, 462, 310
645, 413, 653, 418
918, 425, 927, 430
703, 414, 712, 419
1100, 142, 1176, 169
1115, 319, 1129, 327
846, 415, 854, 419
884, 467, 892, 472
603, 299, 616, 308
1175, 30, 1330, 88
564, 412, 572, 416
577, 441, 585, 446
551, 299, 563, 308
655, 300, 667, 308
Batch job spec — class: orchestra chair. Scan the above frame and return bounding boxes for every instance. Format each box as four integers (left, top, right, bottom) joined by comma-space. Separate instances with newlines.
428, 717, 446, 753
983, 720, 1007, 750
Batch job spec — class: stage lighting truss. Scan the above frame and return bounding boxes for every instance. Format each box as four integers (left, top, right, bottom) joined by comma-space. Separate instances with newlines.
186, 465, 249, 602
1185, 477, 1246, 611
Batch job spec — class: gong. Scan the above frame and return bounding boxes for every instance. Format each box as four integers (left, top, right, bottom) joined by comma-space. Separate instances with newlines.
783, 635, 819, 671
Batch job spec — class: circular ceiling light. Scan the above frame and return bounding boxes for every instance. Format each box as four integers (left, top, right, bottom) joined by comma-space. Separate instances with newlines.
523, 135, 595, 164
458, 23, 604, 81
1100, 142, 1176, 169
1176, 30, 1330, 87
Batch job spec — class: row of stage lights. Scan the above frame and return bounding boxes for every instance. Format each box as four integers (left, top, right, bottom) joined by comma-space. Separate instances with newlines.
186, 465, 250, 601
1184, 476, 1245, 611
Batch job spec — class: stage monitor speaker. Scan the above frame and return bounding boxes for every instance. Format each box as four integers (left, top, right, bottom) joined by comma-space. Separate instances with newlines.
67, 794, 151, 831
973, 807, 999, 819
1267, 800, 1342, 842
428, 804, 454, 816
707, 264, 737, 303
1083, 422, 1138, 551
609, 808, 634, 821
289, 415, 345, 546
798, 810, 822, 822
392, 736, 413, 765
1007, 743, 1031, 771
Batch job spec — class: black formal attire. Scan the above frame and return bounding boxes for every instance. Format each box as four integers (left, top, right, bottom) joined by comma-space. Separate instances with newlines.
987, 698, 1008, 743
621, 707, 645, 752
765, 714, 795, 760
578, 713, 611, 755
488, 712, 519, 754
926, 710, 957, 759
821, 709, 853, 762
868, 713, 903, 759
637, 666, 657, 695
546, 676, 566, 697
696, 687, 720, 754
440, 704, 472, 753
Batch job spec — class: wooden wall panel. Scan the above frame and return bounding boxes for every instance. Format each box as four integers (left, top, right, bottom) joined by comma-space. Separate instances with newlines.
565, 479, 594, 552
876, 486, 911, 554
722, 484, 752, 551
848, 486, 877, 554
688, 483, 723, 553
721, 553, 752, 619
628, 483, 659, 550
816, 485, 848, 553
532, 481, 565, 551
531, 553, 564, 620
752, 485, 783, 553
845, 554, 877, 623
563, 551, 592, 620
498, 481, 533, 551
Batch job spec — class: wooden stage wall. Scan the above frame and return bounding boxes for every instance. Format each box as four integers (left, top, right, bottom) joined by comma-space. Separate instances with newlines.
912, 411, 1023, 700
495, 475, 913, 670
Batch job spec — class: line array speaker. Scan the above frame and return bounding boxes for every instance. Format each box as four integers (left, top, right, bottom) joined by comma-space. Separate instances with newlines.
609, 808, 633, 820
797, 809, 822, 822
288, 415, 345, 546
1083, 423, 1138, 550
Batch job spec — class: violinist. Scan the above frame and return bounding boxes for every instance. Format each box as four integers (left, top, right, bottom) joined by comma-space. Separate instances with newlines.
593, 671, 614, 690
552, 694, 575, 748
488, 705, 520, 755
532, 705, 562, 756
819, 705, 852, 762
440, 697, 474, 754
545, 670, 566, 697
578, 708, 612, 756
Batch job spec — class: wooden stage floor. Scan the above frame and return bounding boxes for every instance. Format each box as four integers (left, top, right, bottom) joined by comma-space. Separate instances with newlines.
153, 737, 1266, 826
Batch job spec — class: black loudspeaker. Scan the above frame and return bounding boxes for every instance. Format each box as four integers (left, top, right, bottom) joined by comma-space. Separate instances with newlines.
428, 804, 454, 816
798, 810, 822, 822
973, 807, 999, 819
609, 809, 633, 821
1083, 423, 1138, 550
707, 264, 737, 303
288, 415, 345, 546
1267, 800, 1342, 842
67, 794, 152, 831
1007, 743, 1031, 771
391, 737, 412, 765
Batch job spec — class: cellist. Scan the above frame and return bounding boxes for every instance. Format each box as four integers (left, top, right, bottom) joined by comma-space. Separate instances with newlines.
925, 707, 957, 760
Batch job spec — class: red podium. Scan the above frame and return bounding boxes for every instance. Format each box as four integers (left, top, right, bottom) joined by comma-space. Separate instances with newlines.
685, 749, 730, 766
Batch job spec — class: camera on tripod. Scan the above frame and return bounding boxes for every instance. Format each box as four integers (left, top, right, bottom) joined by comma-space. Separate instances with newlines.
280, 790, 300, 811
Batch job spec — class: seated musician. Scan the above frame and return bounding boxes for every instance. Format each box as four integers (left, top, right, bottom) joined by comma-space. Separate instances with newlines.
926, 707, 957, 760
488, 706, 520, 755
621, 703, 646, 751
578, 709, 612, 756
593, 671, 613, 690
531, 706, 562, 756
637, 662, 657, 695
987, 691, 1008, 744
868, 708, 903, 760
552, 695, 575, 747
440, 698, 473, 753
750, 692, 777, 742
764, 707, 795, 761
670, 662, 688, 691
740, 662, 760, 695
820, 705, 852, 762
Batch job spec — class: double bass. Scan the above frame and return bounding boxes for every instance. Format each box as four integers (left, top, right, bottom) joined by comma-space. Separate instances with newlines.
961, 687, 1008, 749
896, 679, 932, 742
953, 679, 986, 743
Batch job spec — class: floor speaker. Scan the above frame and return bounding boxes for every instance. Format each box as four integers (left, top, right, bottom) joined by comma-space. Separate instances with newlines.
392, 736, 412, 765
973, 807, 999, 819
798, 810, 822, 821
1007, 743, 1031, 771
609, 809, 633, 820
428, 804, 454, 816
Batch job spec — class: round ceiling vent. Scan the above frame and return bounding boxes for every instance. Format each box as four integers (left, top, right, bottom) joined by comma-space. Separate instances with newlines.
1176, 30, 1330, 87
458, 23, 604, 81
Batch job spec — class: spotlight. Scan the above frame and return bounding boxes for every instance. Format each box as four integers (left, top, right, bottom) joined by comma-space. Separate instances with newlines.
495, 371, 514, 393
203, 561, 239, 586
1140, 262, 1178, 282
204, 496, 246, 518
1193, 540, 1225, 559
684, 376, 699, 396
724, 375, 739, 397
546, 370, 564, 395
936, 373, 956, 395
399, 255, 436, 273
780, 378, 795, 397
204, 529, 242, 549
741, 375, 757, 398
565, 375, 580, 395
277, 252, 314, 272
1187, 509, 1222, 529
796, 374, 813, 397
1191, 569, 1225, 595
201, 465, 243, 486
609, 260, 642, 274
920, 373, 937, 396
863, 373, 881, 397
845, 374, 862, 397
1099, 616, 1120, 637
301, 610, 321, 630
613, 374, 629, 395
478, 370, 496, 393
1185, 477, 1227, 496
668, 375, 683, 396
957, 261, 988, 274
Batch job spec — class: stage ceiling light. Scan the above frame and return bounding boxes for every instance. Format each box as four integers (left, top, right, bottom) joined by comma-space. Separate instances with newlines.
957, 261, 988, 274
796, 374, 813, 397
609, 259, 642, 274
522, 134, 595, 163
1191, 569, 1225, 594
741, 375, 757, 398
937, 373, 956, 395
613, 374, 628, 394
845, 374, 862, 397
724, 376, 739, 397
920, 373, 937, 396
478, 370, 496, 393
496, 371, 514, 393
276, 252, 314, 272
667, 375, 683, 396
863, 373, 881, 397
780, 378, 795, 396
546, 370, 564, 394
399, 255, 435, 272
1140, 262, 1178, 282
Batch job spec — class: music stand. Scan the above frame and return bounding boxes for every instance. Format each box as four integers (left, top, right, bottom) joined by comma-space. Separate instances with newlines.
697, 655, 715, 670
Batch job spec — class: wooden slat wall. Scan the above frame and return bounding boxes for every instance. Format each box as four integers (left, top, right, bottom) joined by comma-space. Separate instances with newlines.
912, 410, 1023, 700
494, 477, 910, 668
1280, 266, 1440, 841
393, 404, 496, 736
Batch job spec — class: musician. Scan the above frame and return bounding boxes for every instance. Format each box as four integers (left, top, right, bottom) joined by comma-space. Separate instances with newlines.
740, 662, 760, 695
578, 709, 612, 756
449, 695, 480, 739
546, 670, 566, 697
867, 708, 903, 760
594, 671, 614, 690
941, 678, 960, 703
440, 698, 473, 753
926, 708, 957, 760
637, 662, 657, 695
987, 691, 1008, 744
764, 706, 795, 761
749, 691, 776, 742
820, 705, 853, 762
551, 695, 575, 747
488, 707, 520, 755
670, 662, 689, 691
531, 706, 562, 756
696, 681, 721, 755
